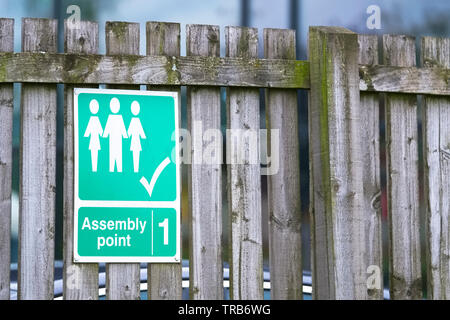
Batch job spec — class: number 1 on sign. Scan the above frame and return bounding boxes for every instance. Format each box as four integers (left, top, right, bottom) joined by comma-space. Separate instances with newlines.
159, 218, 169, 245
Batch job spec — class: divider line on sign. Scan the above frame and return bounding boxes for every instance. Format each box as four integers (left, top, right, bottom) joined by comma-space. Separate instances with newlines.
151, 210, 154, 255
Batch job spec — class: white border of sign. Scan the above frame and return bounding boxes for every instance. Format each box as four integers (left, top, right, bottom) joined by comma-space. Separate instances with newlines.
73, 88, 181, 263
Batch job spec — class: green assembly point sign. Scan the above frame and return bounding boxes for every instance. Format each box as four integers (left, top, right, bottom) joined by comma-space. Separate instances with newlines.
73, 88, 180, 263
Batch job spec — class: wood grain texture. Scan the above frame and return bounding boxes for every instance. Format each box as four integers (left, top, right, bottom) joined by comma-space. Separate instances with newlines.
264, 28, 302, 300
0, 18, 13, 300
0, 52, 310, 89
359, 64, 449, 95
1, 50, 449, 95
187, 24, 223, 300
104, 21, 141, 300
63, 20, 99, 300
308, 26, 366, 300
146, 21, 182, 300
358, 34, 383, 300
421, 36, 450, 300
18, 18, 57, 300
226, 26, 263, 300
383, 34, 422, 300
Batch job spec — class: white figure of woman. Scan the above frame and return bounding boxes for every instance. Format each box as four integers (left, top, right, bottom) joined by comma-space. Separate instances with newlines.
84, 99, 103, 172
127, 101, 146, 172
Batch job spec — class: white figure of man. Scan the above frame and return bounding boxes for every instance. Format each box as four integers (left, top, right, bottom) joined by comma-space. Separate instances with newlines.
84, 99, 103, 172
127, 101, 146, 172
103, 97, 128, 172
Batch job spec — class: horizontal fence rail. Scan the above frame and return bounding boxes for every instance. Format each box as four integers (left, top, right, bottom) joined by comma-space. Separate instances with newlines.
0, 17, 449, 301
0, 52, 310, 88
0, 54, 449, 94
359, 65, 450, 96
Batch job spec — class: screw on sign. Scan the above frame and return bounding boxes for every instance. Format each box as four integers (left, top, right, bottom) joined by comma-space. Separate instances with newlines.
73, 88, 180, 263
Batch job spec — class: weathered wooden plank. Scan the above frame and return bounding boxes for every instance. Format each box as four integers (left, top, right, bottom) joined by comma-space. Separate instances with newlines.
226, 26, 263, 300
1, 50, 449, 95
63, 19, 99, 300
0, 52, 310, 89
308, 26, 366, 300
358, 34, 383, 300
146, 22, 180, 57
383, 34, 422, 300
105, 21, 141, 300
359, 64, 449, 96
187, 24, 223, 300
0, 18, 13, 301
146, 21, 182, 300
308, 36, 329, 300
422, 36, 450, 300
264, 28, 302, 300
18, 18, 57, 300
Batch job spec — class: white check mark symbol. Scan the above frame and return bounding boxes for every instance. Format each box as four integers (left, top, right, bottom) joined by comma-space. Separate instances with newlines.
140, 157, 171, 198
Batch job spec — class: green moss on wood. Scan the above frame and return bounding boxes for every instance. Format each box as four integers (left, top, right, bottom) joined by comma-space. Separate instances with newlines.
236, 30, 251, 58
293, 61, 310, 87
313, 32, 332, 219
125, 54, 140, 68
203, 56, 220, 79
165, 56, 181, 85
63, 53, 101, 83
157, 22, 166, 55
107, 22, 130, 41
0, 52, 10, 81
359, 66, 375, 91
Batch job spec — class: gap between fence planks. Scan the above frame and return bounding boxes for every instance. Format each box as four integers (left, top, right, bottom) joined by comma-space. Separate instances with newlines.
104, 21, 141, 300
383, 35, 422, 300
187, 24, 223, 300
265, 28, 302, 300
63, 19, 99, 300
146, 21, 182, 300
308, 26, 366, 300
358, 34, 383, 300
422, 37, 450, 300
18, 18, 57, 300
0, 18, 14, 300
226, 26, 263, 300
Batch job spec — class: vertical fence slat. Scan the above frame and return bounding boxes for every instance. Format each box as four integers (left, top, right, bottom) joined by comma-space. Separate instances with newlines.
358, 34, 383, 299
18, 18, 57, 300
308, 29, 331, 299
146, 21, 182, 300
63, 19, 99, 300
308, 26, 366, 299
0, 18, 14, 300
225, 26, 263, 300
264, 28, 302, 300
187, 24, 223, 300
422, 36, 450, 300
105, 21, 141, 300
383, 35, 422, 300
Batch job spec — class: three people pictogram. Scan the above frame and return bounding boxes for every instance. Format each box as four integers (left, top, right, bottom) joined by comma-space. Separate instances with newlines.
84, 97, 146, 173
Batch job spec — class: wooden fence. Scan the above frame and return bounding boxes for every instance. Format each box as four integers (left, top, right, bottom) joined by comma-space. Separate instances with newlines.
0, 17, 449, 300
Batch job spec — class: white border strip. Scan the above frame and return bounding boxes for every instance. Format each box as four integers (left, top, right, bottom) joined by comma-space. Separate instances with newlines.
73, 88, 181, 263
